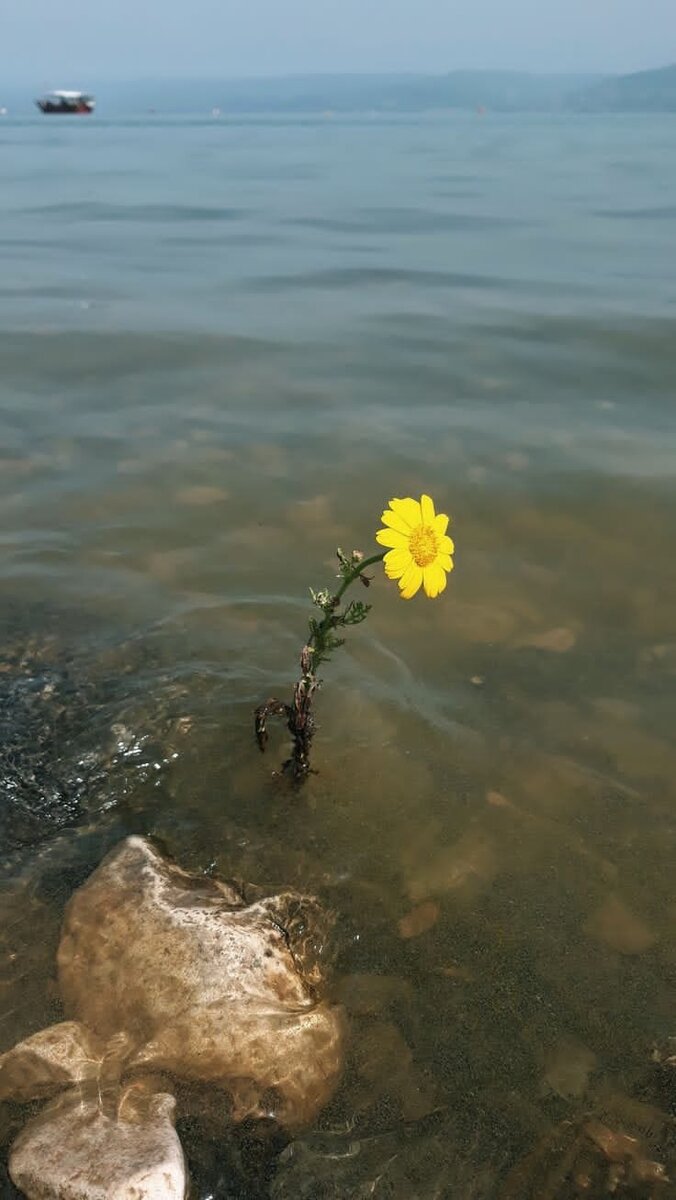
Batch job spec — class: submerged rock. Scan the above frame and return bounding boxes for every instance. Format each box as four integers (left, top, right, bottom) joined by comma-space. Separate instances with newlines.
271, 1113, 498, 1200
583, 894, 657, 956
405, 829, 498, 905
0, 837, 346, 1198
10, 1082, 186, 1200
0, 1021, 106, 1103
542, 1035, 597, 1101
398, 900, 440, 940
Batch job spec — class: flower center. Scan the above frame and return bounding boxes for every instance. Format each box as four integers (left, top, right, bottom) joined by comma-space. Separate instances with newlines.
409, 524, 438, 568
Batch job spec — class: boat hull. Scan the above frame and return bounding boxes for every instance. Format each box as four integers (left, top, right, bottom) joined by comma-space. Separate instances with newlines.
36, 99, 95, 115
35, 97, 95, 115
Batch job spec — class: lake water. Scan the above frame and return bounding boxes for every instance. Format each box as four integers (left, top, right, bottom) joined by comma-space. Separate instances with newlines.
1, 112, 676, 1197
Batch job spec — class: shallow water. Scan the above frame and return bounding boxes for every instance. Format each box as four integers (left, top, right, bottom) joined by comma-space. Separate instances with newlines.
1, 112, 676, 1196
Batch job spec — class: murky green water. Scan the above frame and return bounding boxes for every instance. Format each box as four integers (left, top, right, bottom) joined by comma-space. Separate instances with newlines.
1, 113, 676, 1197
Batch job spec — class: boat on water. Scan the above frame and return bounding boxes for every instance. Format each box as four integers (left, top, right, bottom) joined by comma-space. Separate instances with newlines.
36, 91, 95, 115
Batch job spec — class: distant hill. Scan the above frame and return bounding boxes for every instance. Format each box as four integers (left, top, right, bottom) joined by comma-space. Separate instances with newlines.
574, 63, 676, 111
93, 71, 600, 114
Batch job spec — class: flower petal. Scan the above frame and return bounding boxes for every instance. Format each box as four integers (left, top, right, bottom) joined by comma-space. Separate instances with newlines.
398, 562, 423, 599
423, 562, 448, 598
434, 513, 450, 536
376, 528, 408, 549
381, 508, 412, 536
384, 547, 412, 578
420, 494, 436, 525
389, 497, 422, 529
437, 554, 453, 571
438, 535, 454, 555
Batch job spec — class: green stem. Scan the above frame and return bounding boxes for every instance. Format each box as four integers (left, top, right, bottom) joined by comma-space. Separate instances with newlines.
335, 552, 385, 603
255, 550, 386, 780
313, 551, 385, 658
307, 549, 386, 667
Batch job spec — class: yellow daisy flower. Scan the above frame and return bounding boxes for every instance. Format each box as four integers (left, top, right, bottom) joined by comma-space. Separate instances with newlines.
376, 494, 454, 599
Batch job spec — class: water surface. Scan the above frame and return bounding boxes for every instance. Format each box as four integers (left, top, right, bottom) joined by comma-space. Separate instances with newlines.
1, 112, 676, 1197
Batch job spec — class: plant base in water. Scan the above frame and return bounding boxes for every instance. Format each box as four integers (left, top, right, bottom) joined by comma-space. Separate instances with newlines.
255, 549, 382, 781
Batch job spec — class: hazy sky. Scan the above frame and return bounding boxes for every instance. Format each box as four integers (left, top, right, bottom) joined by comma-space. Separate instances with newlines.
4, 0, 675, 83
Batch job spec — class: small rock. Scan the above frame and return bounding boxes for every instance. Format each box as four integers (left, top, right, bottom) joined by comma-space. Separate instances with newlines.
352, 1022, 438, 1122
436, 964, 474, 982
486, 790, 513, 809
504, 451, 529, 471
173, 716, 193, 736
517, 627, 577, 653
10, 1085, 186, 1200
543, 1036, 597, 1100
175, 486, 229, 506
591, 698, 640, 722
407, 831, 498, 904
398, 901, 440, 940
146, 549, 194, 581
467, 465, 488, 484
583, 894, 657, 955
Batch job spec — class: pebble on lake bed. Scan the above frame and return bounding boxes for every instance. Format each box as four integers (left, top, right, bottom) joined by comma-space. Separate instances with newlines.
542, 1036, 597, 1101
0, 836, 346, 1199
175, 485, 230, 506
583, 894, 657, 956
406, 829, 498, 904
515, 626, 577, 653
398, 900, 440, 939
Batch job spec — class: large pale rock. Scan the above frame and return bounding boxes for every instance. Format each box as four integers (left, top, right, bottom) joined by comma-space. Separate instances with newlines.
0, 836, 346, 1199
10, 1081, 186, 1200
57, 836, 346, 1128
